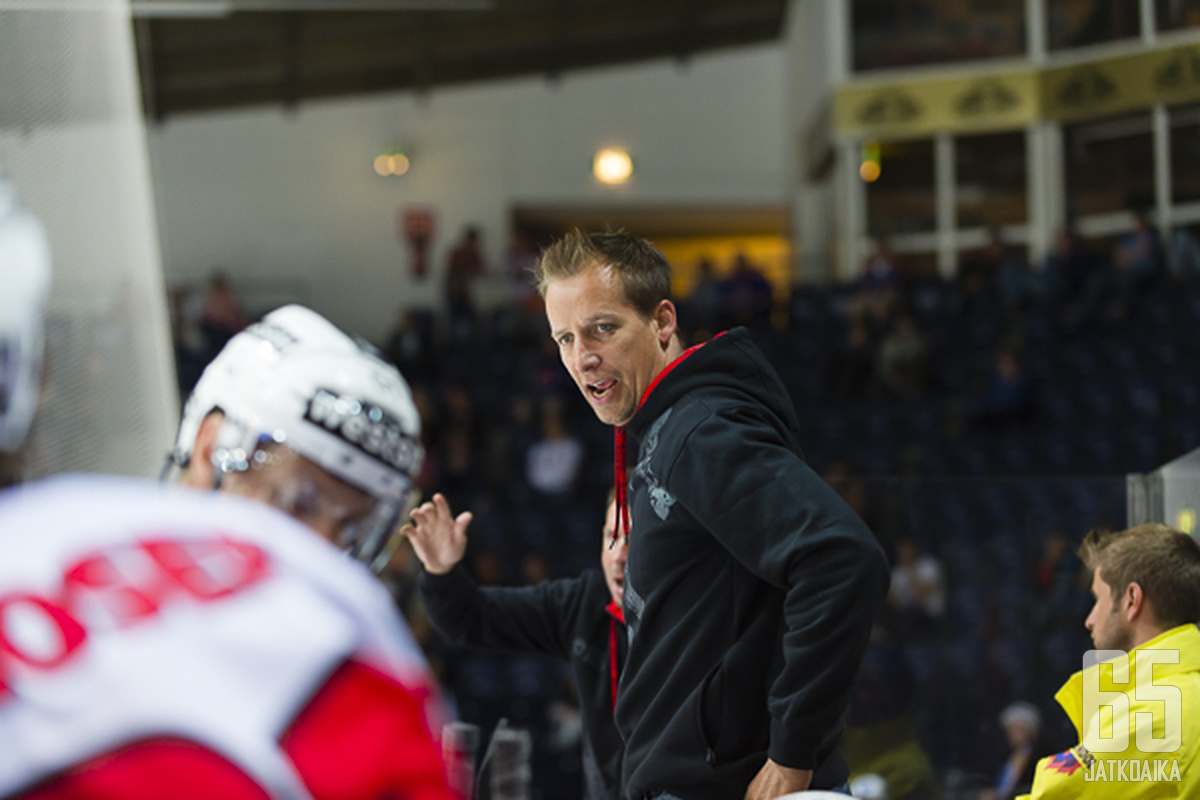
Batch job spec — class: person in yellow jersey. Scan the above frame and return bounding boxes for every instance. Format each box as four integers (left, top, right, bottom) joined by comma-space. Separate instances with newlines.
1019, 523, 1200, 799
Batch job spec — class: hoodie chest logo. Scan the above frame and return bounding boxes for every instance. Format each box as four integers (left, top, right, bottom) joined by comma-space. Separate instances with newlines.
632, 409, 676, 521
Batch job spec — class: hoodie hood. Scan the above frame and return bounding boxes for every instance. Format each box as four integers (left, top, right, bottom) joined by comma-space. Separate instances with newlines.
628, 327, 802, 445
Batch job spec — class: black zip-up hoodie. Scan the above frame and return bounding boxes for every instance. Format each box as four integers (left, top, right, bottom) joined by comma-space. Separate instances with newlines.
615, 328, 889, 799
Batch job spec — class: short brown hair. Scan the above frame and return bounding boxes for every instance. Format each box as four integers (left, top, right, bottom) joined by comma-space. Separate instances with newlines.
1078, 523, 1200, 629
535, 229, 672, 318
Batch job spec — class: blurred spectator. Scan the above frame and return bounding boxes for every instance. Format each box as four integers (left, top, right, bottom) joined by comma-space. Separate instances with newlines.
1032, 533, 1083, 630
1114, 209, 1163, 277
958, 230, 1013, 303
488, 392, 539, 505
1168, 225, 1200, 280
439, 424, 484, 506
1039, 227, 1093, 303
877, 313, 929, 398
525, 397, 583, 503
887, 536, 945, 636
998, 245, 1048, 311
826, 320, 878, 400
684, 256, 723, 339
854, 237, 903, 325
445, 225, 486, 345
719, 251, 772, 328
968, 350, 1036, 430
167, 284, 208, 396
506, 226, 543, 313
1075, 210, 1164, 322
385, 307, 436, 384
199, 271, 246, 352
980, 702, 1041, 800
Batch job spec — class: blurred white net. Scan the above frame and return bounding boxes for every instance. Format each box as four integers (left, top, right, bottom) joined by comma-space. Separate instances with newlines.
0, 0, 178, 478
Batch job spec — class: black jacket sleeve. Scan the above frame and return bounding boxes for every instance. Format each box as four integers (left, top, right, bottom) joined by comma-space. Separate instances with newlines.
668, 402, 890, 769
418, 564, 595, 660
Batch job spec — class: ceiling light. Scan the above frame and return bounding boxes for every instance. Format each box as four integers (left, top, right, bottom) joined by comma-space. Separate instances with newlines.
593, 147, 633, 185
374, 150, 410, 177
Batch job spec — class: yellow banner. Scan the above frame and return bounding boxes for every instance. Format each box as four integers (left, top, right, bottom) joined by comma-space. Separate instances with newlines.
834, 71, 1038, 139
834, 40, 1200, 139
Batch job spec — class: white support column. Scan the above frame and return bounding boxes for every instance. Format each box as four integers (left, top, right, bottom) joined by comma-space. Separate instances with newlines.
1026, 0, 1047, 64
1024, 0, 1057, 266
830, 0, 851, 85
840, 138, 867, 282
935, 132, 957, 279
1026, 124, 1049, 265
1143, 0, 1172, 238
1141, 0, 1157, 43
1047, 123, 1067, 232
1026, 117, 1067, 265
1154, 104, 1173, 235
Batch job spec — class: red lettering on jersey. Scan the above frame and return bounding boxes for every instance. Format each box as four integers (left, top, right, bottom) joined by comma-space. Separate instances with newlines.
141, 537, 270, 601
0, 593, 87, 693
0, 535, 271, 707
61, 553, 162, 628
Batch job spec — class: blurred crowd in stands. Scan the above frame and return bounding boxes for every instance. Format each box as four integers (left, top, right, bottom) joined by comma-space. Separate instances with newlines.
166, 213, 1200, 799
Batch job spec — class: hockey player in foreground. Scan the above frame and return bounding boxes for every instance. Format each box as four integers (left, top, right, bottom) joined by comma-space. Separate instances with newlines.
0, 203, 456, 799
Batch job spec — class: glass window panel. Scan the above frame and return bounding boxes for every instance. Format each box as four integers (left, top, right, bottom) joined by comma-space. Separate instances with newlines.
1170, 104, 1200, 205
866, 139, 936, 237
1046, 0, 1141, 51
1064, 114, 1155, 217
852, 0, 1025, 72
956, 132, 1028, 228
1155, 0, 1200, 32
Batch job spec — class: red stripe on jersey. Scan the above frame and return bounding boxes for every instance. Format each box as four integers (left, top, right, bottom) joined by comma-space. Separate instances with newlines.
281, 658, 457, 800
17, 739, 271, 800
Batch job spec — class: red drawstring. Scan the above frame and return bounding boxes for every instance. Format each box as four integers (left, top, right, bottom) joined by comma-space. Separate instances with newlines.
612, 428, 631, 547
604, 600, 623, 713
608, 615, 620, 713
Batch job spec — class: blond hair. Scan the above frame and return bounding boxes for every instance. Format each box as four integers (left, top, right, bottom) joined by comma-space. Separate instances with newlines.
535, 229, 672, 318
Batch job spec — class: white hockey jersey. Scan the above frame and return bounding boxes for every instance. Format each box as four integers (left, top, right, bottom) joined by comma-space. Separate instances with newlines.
0, 475, 455, 800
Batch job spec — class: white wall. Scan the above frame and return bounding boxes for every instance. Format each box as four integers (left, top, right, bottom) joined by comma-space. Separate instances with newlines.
146, 43, 787, 343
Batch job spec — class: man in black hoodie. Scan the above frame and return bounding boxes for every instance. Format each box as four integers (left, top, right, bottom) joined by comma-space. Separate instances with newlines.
537, 230, 890, 799
406, 492, 628, 799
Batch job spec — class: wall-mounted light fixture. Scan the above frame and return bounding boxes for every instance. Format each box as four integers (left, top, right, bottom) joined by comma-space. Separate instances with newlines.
374, 150, 411, 177
593, 147, 633, 185
859, 142, 881, 183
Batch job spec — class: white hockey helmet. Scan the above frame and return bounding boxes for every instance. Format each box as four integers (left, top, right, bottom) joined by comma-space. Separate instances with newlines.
0, 179, 52, 454
170, 304, 424, 570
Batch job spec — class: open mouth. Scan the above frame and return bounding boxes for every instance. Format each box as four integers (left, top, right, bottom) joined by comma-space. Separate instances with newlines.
588, 379, 616, 401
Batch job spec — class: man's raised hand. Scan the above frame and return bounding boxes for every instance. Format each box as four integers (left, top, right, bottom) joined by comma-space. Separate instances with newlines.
402, 493, 472, 575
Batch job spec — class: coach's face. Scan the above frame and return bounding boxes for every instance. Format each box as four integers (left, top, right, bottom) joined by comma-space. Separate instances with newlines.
545, 263, 678, 427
